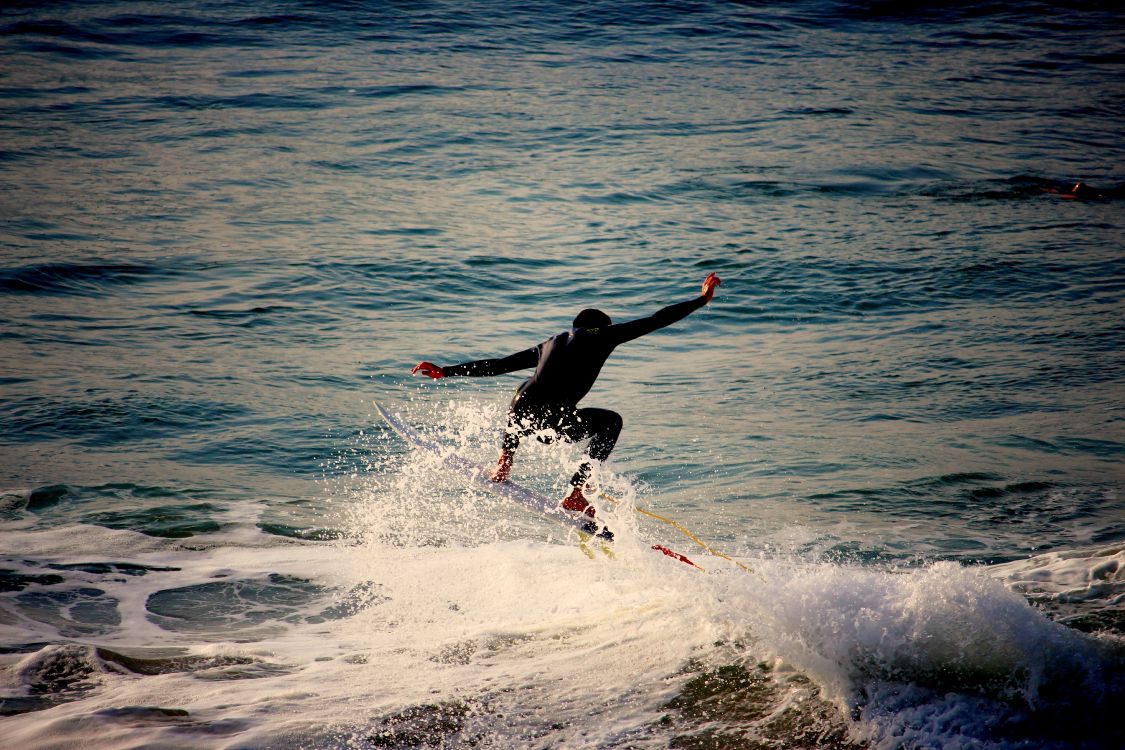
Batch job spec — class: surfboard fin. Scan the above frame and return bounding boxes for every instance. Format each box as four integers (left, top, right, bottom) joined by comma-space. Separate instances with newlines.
578, 532, 616, 560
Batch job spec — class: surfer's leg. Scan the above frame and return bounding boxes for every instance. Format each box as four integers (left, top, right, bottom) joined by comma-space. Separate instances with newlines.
490, 413, 521, 482
565, 408, 623, 488
491, 408, 540, 482
490, 448, 514, 483
556, 408, 619, 541
582, 408, 623, 462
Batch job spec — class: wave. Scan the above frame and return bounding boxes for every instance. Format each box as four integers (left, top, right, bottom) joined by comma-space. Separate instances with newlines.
2, 520, 1121, 748
0, 261, 175, 297
3, 392, 247, 447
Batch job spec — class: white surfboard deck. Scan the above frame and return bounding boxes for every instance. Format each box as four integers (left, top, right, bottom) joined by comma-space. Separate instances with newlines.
375, 402, 701, 568
375, 401, 602, 534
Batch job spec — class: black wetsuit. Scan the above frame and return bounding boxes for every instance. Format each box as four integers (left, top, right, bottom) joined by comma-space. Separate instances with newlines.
442, 294, 709, 487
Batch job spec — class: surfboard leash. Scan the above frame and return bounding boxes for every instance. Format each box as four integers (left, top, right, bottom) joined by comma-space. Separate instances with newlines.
596, 491, 757, 576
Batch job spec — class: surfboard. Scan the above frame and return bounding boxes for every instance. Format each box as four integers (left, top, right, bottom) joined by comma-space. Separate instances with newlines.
375, 402, 699, 568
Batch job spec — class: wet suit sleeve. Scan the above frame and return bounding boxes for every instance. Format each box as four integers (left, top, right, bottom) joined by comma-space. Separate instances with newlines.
608, 295, 709, 346
441, 347, 538, 377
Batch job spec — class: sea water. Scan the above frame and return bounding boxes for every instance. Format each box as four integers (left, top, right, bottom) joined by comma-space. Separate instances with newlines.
1, 1, 1123, 748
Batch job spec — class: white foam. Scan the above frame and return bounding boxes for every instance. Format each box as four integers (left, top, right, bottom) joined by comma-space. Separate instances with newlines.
994, 544, 1125, 606
0, 523, 180, 558
724, 557, 1124, 749
1, 531, 725, 749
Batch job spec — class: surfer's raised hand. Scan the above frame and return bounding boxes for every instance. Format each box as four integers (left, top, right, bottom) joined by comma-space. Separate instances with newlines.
701, 272, 721, 303
411, 361, 445, 379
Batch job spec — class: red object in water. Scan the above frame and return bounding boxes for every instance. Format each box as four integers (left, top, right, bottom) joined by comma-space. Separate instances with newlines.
652, 544, 699, 568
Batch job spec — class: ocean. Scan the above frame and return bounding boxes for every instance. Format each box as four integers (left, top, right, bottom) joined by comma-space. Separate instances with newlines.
1, 1, 1123, 748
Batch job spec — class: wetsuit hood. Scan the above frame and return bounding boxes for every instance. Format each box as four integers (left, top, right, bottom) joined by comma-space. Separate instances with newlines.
572, 308, 612, 330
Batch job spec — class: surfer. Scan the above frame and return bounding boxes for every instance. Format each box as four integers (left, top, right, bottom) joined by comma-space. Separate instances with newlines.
411, 272, 721, 527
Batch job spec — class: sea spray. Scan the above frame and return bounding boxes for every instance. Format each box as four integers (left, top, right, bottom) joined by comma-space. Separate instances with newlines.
721, 557, 1125, 748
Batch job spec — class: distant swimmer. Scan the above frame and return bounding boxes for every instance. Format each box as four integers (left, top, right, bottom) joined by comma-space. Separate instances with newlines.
1043, 181, 1098, 199
412, 272, 722, 530
1036, 179, 1122, 200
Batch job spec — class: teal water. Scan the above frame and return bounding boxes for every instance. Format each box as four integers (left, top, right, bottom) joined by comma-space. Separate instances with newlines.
1, 2, 1123, 748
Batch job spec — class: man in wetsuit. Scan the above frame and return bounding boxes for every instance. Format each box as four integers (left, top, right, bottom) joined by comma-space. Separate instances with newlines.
412, 272, 721, 527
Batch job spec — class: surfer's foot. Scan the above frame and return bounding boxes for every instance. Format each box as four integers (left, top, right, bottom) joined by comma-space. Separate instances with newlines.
565, 487, 612, 540
489, 450, 513, 483
561, 485, 596, 517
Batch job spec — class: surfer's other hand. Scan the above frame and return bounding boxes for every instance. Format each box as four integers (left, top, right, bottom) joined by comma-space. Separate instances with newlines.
411, 361, 445, 379
701, 272, 721, 302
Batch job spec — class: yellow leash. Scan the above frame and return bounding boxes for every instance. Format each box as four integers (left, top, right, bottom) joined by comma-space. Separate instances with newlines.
596, 491, 757, 575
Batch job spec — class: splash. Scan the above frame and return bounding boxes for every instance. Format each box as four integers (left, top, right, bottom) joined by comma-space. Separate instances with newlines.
724, 557, 1125, 749
329, 402, 1125, 749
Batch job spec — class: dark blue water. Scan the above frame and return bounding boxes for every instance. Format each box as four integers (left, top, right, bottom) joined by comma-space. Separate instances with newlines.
1, 2, 1123, 748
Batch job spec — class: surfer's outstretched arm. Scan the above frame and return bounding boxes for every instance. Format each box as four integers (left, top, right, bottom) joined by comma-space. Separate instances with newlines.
412, 347, 538, 380
608, 272, 721, 346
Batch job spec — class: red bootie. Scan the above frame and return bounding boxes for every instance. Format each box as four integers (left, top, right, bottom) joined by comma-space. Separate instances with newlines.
489, 450, 513, 483
563, 486, 613, 541
561, 486, 596, 518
